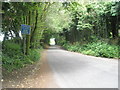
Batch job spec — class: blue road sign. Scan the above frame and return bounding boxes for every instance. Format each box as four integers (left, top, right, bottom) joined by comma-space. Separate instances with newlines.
21, 24, 31, 34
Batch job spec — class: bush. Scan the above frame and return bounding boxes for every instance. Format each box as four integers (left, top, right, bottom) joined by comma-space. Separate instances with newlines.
2, 49, 41, 72
2, 41, 42, 72
3, 41, 21, 57
62, 41, 119, 59
28, 49, 40, 62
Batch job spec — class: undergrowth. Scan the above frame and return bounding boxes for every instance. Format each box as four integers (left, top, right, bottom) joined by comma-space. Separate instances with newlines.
63, 41, 119, 59
2, 41, 42, 72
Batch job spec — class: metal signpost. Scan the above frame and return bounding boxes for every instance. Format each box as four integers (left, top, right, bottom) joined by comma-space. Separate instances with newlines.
21, 24, 31, 55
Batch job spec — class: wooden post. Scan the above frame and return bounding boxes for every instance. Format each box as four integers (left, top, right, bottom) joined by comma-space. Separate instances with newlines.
23, 34, 26, 55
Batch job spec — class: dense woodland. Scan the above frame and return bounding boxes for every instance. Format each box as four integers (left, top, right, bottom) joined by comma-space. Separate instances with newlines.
1, 1, 120, 72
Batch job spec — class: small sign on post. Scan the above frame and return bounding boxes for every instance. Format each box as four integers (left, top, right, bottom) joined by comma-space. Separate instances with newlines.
21, 24, 31, 34
21, 24, 31, 55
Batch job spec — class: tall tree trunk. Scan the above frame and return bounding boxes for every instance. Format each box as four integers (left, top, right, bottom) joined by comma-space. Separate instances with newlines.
30, 10, 38, 44
111, 16, 118, 38
26, 11, 31, 55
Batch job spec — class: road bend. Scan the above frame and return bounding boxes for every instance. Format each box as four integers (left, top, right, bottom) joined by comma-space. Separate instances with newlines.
46, 45, 118, 88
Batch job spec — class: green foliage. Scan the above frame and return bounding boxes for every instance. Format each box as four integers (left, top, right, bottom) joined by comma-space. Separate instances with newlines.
63, 42, 119, 59
2, 42, 42, 72
45, 3, 72, 33
57, 1, 119, 60
2, 2, 51, 50
3, 41, 21, 57
57, 36, 67, 45
77, 23, 93, 30
2, 49, 41, 72
61, 1, 120, 43
28, 49, 41, 62
2, 2, 49, 72
81, 42, 118, 58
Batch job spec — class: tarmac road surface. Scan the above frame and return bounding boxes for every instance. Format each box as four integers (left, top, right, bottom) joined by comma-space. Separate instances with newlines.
46, 45, 118, 88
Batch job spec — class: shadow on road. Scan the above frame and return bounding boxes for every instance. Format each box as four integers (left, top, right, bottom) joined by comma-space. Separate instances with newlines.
48, 45, 62, 50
